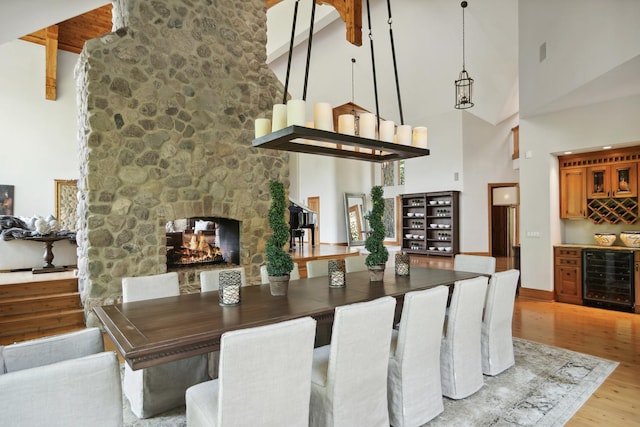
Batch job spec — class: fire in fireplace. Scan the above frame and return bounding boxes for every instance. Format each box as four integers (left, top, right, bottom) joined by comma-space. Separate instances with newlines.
166, 217, 240, 268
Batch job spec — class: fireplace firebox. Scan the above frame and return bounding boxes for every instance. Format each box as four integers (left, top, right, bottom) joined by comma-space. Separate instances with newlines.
166, 217, 240, 268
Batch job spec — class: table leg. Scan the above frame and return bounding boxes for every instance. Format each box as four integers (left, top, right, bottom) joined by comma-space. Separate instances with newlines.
33, 241, 66, 274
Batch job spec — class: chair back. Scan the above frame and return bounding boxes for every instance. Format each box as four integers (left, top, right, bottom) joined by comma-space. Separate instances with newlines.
122, 272, 179, 302
394, 286, 448, 362
0, 352, 123, 427
482, 269, 520, 375
345, 254, 367, 273
2, 327, 104, 373
388, 286, 449, 426
217, 317, 316, 426
453, 254, 496, 275
441, 275, 489, 399
200, 267, 246, 292
260, 263, 300, 284
306, 259, 329, 278
326, 296, 396, 425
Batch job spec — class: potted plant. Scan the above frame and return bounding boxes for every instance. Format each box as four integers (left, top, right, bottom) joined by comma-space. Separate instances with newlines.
266, 180, 294, 295
365, 185, 389, 282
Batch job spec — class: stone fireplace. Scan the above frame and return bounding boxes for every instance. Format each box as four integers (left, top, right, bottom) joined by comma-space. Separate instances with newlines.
75, 0, 289, 327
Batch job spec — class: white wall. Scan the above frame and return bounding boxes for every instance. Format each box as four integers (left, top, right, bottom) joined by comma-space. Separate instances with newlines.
517, 0, 640, 293
519, 95, 640, 292
461, 112, 519, 252
0, 40, 79, 217
291, 153, 374, 244
404, 110, 519, 254
519, 0, 640, 116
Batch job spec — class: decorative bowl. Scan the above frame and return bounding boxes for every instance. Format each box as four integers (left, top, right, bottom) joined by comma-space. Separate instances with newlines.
594, 233, 616, 246
620, 231, 640, 247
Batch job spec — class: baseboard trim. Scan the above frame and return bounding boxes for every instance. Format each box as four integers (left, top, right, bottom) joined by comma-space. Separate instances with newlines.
518, 287, 554, 301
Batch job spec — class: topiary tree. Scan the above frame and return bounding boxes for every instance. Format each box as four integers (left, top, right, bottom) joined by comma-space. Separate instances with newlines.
365, 185, 389, 267
266, 180, 294, 277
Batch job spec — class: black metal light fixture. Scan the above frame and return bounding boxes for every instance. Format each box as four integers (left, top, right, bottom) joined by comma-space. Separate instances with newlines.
253, 0, 430, 163
455, 1, 474, 109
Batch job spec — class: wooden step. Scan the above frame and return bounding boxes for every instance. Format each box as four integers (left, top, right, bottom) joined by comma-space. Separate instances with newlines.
0, 308, 85, 338
0, 292, 81, 317
0, 324, 84, 345
0, 277, 78, 299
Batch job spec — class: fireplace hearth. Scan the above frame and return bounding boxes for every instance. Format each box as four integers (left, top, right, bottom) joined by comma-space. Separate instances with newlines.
166, 217, 240, 268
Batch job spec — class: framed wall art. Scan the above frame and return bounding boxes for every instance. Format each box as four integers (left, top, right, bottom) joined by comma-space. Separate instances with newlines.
0, 185, 14, 216
55, 179, 78, 231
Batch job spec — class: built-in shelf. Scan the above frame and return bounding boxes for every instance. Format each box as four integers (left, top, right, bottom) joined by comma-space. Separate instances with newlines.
252, 125, 429, 163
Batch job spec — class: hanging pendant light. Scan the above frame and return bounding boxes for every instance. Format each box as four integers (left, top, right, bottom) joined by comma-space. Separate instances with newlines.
455, 1, 474, 109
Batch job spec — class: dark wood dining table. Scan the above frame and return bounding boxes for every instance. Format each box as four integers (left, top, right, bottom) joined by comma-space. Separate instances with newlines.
94, 267, 481, 370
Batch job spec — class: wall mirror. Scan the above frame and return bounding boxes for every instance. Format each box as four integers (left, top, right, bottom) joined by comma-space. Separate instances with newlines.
344, 192, 367, 247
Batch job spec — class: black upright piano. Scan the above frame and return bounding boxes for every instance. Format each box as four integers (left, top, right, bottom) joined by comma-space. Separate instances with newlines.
289, 199, 317, 250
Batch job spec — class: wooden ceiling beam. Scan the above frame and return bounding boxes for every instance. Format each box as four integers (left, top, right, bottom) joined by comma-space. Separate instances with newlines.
45, 25, 59, 101
266, 0, 362, 46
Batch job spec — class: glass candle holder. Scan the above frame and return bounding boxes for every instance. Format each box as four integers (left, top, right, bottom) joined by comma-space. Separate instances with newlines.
395, 252, 410, 276
328, 259, 346, 288
219, 270, 241, 306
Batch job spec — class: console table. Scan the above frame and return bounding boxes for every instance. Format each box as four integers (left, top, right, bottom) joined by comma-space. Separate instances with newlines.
18, 234, 70, 274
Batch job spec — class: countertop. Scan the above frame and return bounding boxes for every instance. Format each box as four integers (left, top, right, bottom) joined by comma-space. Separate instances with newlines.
555, 243, 640, 251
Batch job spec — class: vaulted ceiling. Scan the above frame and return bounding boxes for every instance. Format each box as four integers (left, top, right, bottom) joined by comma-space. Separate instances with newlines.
2, 1, 637, 127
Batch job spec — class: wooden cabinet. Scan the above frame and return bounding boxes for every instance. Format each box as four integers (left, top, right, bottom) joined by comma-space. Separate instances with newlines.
560, 167, 586, 219
401, 191, 459, 257
559, 147, 640, 224
587, 162, 637, 199
554, 247, 582, 305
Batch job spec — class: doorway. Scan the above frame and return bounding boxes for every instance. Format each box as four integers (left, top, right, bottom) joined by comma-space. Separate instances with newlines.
488, 184, 519, 261
307, 196, 320, 245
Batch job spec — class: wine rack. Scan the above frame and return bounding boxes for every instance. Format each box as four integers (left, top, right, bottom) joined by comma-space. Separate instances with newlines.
586, 197, 638, 224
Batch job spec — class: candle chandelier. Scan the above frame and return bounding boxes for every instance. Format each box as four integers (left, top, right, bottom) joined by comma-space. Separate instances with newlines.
252, 0, 430, 163
454, 1, 474, 109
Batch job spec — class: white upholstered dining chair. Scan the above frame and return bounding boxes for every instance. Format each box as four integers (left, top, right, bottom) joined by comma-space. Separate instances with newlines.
121, 272, 209, 418
185, 317, 317, 427
200, 267, 246, 292
1, 327, 104, 373
440, 275, 489, 399
0, 351, 123, 427
306, 259, 330, 278
481, 269, 520, 376
260, 262, 301, 284
200, 267, 248, 379
309, 296, 396, 427
344, 254, 368, 273
453, 254, 496, 275
388, 286, 449, 427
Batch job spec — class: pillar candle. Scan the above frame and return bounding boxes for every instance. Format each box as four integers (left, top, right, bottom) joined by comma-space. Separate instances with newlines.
338, 114, 355, 135
396, 125, 412, 145
254, 118, 271, 138
287, 99, 306, 126
413, 126, 428, 148
359, 113, 376, 139
379, 120, 395, 142
272, 104, 287, 132
314, 102, 333, 131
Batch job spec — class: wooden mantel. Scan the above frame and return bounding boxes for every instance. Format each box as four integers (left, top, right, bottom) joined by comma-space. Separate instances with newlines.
266, 0, 362, 46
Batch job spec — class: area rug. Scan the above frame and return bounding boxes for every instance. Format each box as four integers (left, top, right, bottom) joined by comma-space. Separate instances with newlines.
122, 338, 618, 427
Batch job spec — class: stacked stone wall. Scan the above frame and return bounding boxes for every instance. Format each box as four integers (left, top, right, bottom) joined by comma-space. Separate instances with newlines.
75, 0, 287, 326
